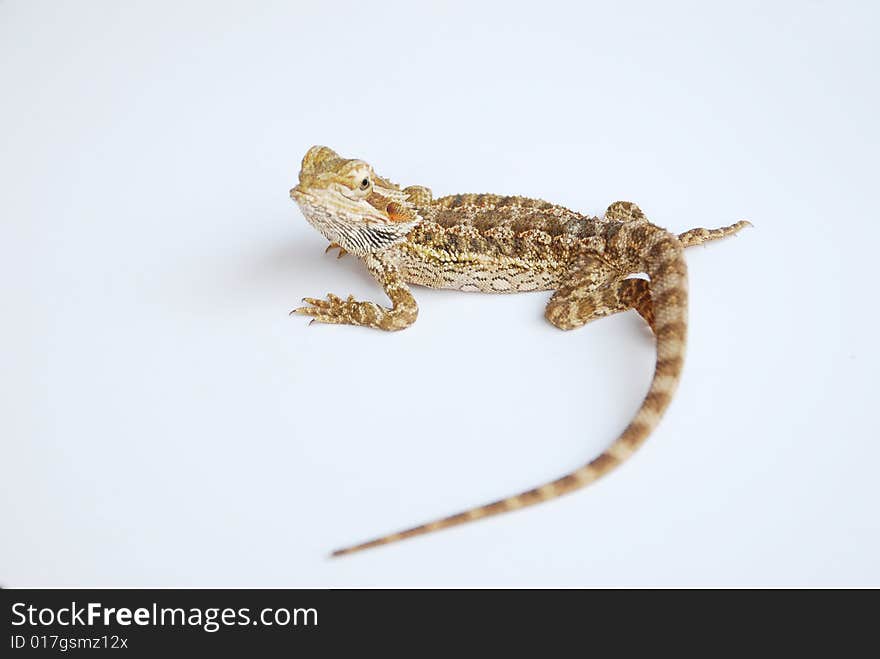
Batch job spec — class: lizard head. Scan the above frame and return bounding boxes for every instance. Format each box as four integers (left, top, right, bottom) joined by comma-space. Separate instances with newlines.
290, 146, 422, 257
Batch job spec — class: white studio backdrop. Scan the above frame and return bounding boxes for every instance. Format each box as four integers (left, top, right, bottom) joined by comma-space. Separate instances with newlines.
1, 0, 877, 586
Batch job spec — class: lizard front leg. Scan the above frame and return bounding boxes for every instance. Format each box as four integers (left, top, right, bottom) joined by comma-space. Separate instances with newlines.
292, 252, 418, 331
324, 242, 348, 259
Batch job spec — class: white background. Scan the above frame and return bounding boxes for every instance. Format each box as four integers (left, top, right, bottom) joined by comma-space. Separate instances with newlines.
2, 0, 877, 587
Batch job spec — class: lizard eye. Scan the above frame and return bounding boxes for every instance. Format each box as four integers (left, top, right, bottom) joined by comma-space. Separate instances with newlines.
359, 177, 370, 190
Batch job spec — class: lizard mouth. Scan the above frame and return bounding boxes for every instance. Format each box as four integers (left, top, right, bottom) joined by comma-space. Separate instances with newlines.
291, 186, 323, 210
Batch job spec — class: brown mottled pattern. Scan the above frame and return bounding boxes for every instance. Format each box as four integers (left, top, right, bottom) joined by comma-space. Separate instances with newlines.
289, 146, 751, 557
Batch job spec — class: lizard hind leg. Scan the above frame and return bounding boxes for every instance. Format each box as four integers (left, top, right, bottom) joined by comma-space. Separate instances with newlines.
604, 201, 648, 223
606, 202, 752, 248
545, 278, 655, 332
678, 220, 752, 247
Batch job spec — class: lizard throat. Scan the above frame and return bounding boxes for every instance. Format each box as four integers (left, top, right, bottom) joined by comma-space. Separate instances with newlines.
295, 196, 419, 256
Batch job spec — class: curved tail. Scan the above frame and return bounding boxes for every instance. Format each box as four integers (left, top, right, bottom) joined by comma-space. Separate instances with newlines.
331, 228, 688, 557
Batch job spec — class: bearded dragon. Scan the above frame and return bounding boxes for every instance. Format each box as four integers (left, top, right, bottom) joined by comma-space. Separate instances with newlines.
289, 146, 750, 557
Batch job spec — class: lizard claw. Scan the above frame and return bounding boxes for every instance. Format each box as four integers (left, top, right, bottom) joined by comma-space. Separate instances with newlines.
324, 242, 348, 259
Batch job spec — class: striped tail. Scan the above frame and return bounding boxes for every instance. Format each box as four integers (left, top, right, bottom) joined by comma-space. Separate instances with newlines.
331, 230, 688, 558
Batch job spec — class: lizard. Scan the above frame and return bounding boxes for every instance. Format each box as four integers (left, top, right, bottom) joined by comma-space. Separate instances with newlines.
289, 145, 750, 557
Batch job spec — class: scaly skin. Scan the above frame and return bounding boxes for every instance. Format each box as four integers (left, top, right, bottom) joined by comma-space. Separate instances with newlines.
289, 146, 750, 557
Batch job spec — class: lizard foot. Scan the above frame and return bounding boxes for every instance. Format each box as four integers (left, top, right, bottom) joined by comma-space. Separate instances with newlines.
290, 293, 361, 326
324, 242, 348, 259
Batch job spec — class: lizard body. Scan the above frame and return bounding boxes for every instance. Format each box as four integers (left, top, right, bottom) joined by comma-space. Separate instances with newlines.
289, 146, 750, 557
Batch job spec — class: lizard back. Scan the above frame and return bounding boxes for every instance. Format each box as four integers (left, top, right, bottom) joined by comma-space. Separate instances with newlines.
397, 193, 607, 293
